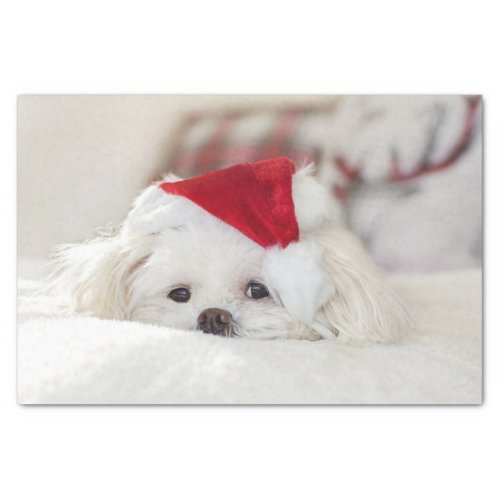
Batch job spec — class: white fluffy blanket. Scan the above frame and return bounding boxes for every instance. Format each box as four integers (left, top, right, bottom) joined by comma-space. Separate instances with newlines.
18, 259, 482, 404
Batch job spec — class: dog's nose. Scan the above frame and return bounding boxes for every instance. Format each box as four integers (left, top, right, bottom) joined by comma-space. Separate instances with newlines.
197, 308, 232, 335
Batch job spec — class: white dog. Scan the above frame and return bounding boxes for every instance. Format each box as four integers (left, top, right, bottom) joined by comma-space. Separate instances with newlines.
48, 157, 412, 343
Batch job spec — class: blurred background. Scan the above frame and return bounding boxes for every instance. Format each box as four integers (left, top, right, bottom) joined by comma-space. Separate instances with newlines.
18, 95, 482, 272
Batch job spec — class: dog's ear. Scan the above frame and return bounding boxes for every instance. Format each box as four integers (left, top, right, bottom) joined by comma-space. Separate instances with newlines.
48, 235, 151, 320
315, 229, 413, 344
48, 172, 184, 318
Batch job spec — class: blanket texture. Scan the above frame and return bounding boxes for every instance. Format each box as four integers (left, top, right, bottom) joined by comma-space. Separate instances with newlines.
18, 259, 482, 404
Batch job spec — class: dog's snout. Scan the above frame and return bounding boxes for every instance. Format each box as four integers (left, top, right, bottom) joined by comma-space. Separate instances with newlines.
197, 308, 232, 335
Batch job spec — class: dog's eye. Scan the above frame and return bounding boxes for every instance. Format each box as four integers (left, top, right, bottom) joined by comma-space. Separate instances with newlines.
245, 282, 270, 300
168, 287, 191, 303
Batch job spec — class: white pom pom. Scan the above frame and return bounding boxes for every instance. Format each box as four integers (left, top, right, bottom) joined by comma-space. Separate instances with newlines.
292, 165, 333, 233
262, 240, 335, 325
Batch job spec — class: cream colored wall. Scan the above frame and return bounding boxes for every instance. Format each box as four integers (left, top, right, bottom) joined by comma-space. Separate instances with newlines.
18, 95, 334, 257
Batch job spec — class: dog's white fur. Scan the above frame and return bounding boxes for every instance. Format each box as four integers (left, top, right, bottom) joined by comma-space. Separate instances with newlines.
48, 167, 412, 343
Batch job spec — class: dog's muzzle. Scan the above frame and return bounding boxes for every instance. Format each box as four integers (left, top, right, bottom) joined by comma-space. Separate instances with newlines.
197, 308, 233, 336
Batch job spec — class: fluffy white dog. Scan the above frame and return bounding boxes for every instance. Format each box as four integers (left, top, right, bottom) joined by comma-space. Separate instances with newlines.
48, 157, 412, 343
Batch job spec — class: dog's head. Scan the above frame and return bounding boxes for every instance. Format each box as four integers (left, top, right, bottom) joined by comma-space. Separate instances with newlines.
114, 165, 333, 339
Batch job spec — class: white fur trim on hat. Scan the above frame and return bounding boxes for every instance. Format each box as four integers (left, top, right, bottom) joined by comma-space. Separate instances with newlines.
262, 240, 335, 335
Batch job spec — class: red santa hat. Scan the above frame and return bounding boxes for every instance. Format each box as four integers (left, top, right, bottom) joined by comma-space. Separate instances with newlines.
159, 157, 299, 249
125, 157, 335, 334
